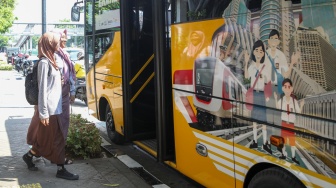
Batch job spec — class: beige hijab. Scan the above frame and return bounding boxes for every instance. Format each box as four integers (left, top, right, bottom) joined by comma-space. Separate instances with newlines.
37, 32, 60, 70
185, 31, 205, 58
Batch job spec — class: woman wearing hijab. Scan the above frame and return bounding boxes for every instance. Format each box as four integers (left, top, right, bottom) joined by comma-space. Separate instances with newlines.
182, 31, 210, 61
54, 30, 76, 165
23, 32, 79, 180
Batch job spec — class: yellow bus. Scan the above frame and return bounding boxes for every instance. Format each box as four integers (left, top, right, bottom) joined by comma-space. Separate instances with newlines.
72, 0, 336, 187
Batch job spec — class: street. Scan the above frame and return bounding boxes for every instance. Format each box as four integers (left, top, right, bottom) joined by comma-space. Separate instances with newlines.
0, 70, 199, 188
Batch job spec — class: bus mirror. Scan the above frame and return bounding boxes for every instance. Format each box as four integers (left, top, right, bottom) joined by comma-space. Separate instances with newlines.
71, 4, 81, 22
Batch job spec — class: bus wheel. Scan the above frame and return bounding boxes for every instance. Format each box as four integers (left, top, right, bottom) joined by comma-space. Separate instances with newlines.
248, 167, 305, 188
105, 105, 124, 145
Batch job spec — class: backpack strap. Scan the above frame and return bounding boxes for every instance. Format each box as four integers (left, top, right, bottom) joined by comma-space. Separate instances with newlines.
292, 96, 296, 112
250, 64, 265, 89
266, 51, 277, 72
281, 95, 296, 113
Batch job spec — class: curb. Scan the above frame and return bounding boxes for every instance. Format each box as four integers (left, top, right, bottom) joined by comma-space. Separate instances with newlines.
100, 136, 169, 188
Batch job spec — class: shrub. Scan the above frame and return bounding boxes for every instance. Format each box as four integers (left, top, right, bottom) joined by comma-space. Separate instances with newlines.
66, 114, 102, 159
0, 64, 13, 70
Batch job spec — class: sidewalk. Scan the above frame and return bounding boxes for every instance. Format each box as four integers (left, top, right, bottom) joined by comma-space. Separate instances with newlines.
0, 70, 152, 188
0, 115, 153, 188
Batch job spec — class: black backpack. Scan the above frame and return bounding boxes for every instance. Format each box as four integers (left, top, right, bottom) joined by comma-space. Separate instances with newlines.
25, 58, 51, 105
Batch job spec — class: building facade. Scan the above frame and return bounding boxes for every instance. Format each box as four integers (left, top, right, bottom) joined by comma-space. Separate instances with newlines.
289, 27, 336, 91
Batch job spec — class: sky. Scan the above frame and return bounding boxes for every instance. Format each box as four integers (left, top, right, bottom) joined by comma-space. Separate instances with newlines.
9, 0, 84, 44
13, 0, 78, 23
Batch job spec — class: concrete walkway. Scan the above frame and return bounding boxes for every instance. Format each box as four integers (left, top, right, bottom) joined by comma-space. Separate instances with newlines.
0, 70, 151, 188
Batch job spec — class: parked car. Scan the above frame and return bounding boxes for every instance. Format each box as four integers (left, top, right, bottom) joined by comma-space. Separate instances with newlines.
4, 47, 20, 64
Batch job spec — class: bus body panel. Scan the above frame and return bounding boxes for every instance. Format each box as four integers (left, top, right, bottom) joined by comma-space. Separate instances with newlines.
86, 32, 123, 134
171, 19, 235, 187
171, 16, 336, 187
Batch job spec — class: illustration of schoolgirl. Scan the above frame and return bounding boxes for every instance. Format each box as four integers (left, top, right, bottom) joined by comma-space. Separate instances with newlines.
275, 78, 304, 165
244, 40, 273, 154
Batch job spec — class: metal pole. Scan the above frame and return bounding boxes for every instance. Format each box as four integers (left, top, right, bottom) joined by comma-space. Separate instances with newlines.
42, 0, 46, 34
30, 36, 33, 49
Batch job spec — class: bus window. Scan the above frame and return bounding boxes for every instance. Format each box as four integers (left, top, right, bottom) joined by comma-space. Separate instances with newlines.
173, 1, 232, 23
94, 34, 113, 63
85, 36, 94, 72
85, 0, 93, 35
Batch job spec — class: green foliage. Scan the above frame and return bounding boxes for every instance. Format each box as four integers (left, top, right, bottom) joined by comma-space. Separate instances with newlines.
31, 36, 39, 49
55, 19, 76, 29
0, 0, 17, 34
96, 1, 120, 12
66, 114, 102, 159
0, 35, 10, 47
20, 183, 42, 188
187, 9, 207, 21
0, 63, 13, 70
243, 77, 251, 85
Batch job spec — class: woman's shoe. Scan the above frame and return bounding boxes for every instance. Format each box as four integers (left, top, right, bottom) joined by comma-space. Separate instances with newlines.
56, 168, 79, 180
22, 153, 38, 171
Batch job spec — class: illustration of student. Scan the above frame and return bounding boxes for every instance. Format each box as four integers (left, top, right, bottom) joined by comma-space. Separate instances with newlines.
244, 40, 272, 154
265, 29, 300, 126
274, 78, 304, 165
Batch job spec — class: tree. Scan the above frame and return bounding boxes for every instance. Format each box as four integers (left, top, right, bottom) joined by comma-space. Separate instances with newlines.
55, 18, 76, 29
0, 0, 17, 34
31, 36, 39, 49
187, 0, 231, 21
0, 35, 10, 47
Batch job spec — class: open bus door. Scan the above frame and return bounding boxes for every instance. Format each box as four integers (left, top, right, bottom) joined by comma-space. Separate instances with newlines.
120, 0, 175, 162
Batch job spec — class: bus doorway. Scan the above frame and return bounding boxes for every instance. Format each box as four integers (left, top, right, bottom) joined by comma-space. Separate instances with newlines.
121, 0, 175, 161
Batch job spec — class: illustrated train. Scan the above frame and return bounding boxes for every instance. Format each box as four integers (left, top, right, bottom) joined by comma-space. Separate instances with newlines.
192, 56, 250, 131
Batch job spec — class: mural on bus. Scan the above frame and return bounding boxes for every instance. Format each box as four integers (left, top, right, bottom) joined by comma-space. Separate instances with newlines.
172, 0, 336, 181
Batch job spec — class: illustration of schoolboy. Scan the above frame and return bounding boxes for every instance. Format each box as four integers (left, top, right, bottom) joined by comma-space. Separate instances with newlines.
265, 29, 300, 126
275, 78, 304, 165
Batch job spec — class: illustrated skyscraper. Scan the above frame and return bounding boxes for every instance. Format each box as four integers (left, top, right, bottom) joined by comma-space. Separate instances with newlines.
289, 27, 336, 91
301, 0, 336, 48
259, 0, 295, 61
221, 0, 253, 83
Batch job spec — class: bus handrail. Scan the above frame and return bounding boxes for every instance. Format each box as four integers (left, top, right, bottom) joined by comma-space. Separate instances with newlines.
130, 72, 155, 103
129, 54, 154, 85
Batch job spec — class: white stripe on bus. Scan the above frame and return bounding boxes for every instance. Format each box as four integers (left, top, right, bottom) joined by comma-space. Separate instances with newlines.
213, 163, 244, 181
194, 131, 336, 187
194, 132, 258, 160
208, 153, 247, 175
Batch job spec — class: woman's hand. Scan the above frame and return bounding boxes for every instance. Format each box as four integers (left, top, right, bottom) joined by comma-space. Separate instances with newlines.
41, 118, 49, 126
61, 75, 64, 85
244, 50, 250, 79
70, 95, 75, 104
244, 50, 250, 65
